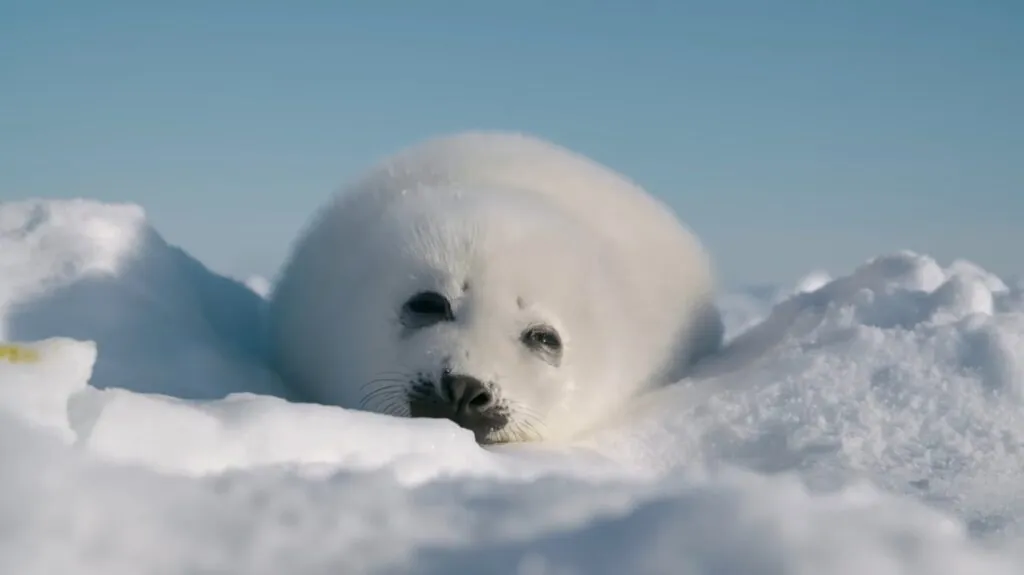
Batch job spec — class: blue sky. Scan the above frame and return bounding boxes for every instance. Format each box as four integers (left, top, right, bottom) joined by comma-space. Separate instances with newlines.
1, 1, 1021, 285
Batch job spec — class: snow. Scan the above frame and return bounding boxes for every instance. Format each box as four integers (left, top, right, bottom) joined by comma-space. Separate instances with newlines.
3, 198, 1024, 574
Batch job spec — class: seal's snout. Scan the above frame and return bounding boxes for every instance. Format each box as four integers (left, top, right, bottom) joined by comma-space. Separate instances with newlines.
442, 372, 496, 416
406, 371, 508, 443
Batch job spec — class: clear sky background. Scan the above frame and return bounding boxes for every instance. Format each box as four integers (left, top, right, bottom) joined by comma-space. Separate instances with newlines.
1, 1, 1021, 286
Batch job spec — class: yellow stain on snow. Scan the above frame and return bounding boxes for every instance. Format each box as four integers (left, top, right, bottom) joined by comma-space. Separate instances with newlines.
0, 344, 40, 364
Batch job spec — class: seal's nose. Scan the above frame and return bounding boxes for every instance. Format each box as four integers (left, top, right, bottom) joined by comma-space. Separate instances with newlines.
407, 371, 508, 443
442, 372, 496, 417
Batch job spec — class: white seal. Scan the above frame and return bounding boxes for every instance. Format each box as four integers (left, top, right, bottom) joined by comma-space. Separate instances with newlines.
268, 132, 723, 443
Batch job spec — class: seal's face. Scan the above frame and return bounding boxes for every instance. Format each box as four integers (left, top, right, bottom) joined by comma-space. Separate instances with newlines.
297, 187, 639, 444
374, 286, 568, 444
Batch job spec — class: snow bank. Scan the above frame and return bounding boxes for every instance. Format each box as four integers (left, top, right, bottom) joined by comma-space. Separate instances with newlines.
5, 411, 1020, 575
603, 252, 1024, 536
2, 198, 1024, 574
0, 199, 290, 401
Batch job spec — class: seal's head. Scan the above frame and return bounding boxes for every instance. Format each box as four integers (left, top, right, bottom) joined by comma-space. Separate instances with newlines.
272, 187, 646, 443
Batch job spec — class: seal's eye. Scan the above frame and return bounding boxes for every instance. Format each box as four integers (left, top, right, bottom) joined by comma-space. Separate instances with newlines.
521, 325, 562, 359
401, 291, 454, 328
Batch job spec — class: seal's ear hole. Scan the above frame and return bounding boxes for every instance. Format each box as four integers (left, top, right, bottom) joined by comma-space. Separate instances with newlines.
401, 291, 454, 327
521, 325, 563, 361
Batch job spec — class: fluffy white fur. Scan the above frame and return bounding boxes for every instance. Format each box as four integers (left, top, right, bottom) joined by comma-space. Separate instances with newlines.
268, 132, 723, 443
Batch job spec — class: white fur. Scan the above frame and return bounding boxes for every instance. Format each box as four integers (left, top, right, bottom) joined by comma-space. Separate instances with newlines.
268, 132, 723, 442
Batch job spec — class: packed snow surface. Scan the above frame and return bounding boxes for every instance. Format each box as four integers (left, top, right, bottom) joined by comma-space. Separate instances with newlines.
3, 198, 1024, 574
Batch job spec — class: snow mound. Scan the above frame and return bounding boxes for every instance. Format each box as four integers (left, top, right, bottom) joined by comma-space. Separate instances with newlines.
0, 199, 290, 401
615, 250, 1024, 536
2, 198, 1024, 574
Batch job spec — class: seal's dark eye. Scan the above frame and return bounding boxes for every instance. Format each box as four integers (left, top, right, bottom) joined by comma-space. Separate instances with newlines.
521, 325, 562, 352
401, 291, 453, 327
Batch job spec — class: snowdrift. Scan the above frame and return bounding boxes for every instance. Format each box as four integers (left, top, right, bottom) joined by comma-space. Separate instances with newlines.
2, 198, 1024, 574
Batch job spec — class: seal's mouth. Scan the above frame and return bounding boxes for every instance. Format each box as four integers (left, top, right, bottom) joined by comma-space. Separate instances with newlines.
407, 375, 512, 444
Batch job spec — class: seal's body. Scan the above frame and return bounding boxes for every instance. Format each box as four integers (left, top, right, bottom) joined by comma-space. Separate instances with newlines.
268, 132, 722, 443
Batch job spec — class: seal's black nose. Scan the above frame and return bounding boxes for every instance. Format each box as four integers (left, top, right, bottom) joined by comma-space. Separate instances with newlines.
408, 371, 508, 443
442, 372, 496, 417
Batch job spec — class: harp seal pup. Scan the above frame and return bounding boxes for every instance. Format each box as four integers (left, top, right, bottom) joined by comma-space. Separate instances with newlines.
267, 131, 723, 444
